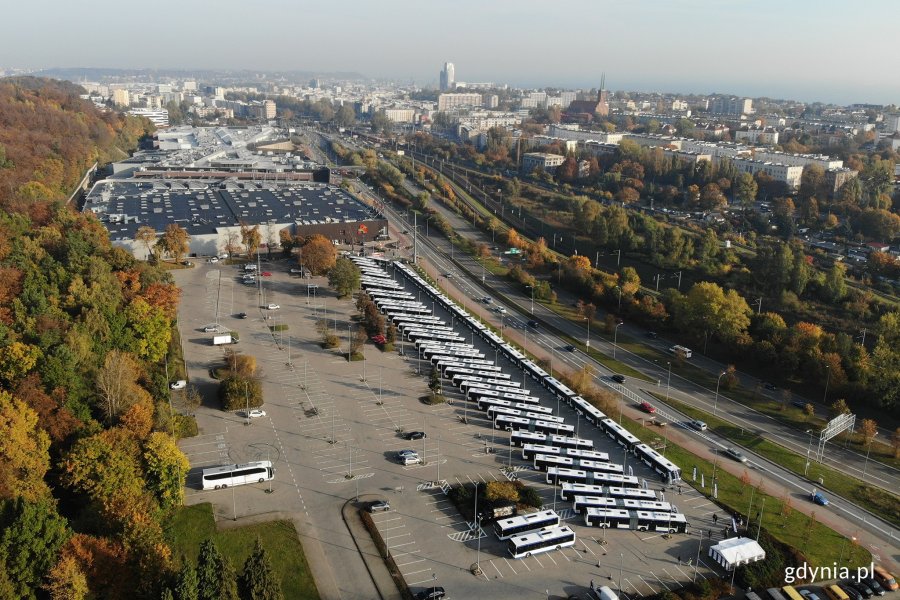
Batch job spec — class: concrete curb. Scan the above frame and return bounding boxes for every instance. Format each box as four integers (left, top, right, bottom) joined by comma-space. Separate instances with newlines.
341, 495, 403, 600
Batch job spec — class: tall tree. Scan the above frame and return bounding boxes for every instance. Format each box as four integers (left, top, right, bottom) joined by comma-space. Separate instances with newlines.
735, 172, 758, 209
0, 391, 52, 501
240, 539, 283, 600
142, 432, 190, 511
156, 223, 190, 263
0, 497, 71, 600
197, 539, 239, 600
134, 226, 157, 260
327, 257, 360, 298
301, 234, 337, 275
174, 562, 199, 600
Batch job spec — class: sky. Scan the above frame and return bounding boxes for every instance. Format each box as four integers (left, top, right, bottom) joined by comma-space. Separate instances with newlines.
3, 0, 898, 105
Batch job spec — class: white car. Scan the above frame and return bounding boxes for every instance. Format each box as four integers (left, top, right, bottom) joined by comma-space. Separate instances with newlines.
267, 303, 280, 310
203, 324, 220, 333
244, 409, 266, 418
208, 257, 219, 263
688, 419, 708, 431
169, 380, 187, 390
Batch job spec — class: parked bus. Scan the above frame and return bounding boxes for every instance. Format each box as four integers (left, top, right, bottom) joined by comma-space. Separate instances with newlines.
546, 468, 640, 488
494, 509, 561, 540
521, 444, 561, 461
584, 508, 688, 533
601, 419, 641, 452
633, 444, 682, 484
572, 496, 675, 514
509, 431, 592, 450
565, 448, 610, 462
506, 526, 576, 559
577, 459, 624, 476
201, 461, 275, 490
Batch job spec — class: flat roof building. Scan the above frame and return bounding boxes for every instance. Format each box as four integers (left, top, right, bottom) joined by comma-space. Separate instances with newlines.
83, 179, 386, 260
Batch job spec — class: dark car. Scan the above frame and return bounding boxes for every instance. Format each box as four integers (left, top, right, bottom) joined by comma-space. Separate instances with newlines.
406, 431, 427, 440
792, 400, 808, 409
863, 579, 885, 596
564, 345, 576, 352
527, 320, 539, 328
646, 331, 658, 339
848, 580, 874, 599
611, 374, 626, 384
763, 382, 778, 391
414, 587, 445, 600
840, 583, 865, 600
236, 312, 248, 319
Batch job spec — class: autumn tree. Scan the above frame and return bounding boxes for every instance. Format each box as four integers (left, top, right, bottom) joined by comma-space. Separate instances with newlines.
240, 539, 283, 600
43, 554, 88, 600
483, 481, 520, 504
301, 234, 337, 275
240, 223, 262, 258
156, 223, 190, 263
858, 418, 878, 447
95, 349, 144, 423
143, 431, 190, 511
672, 281, 752, 346
735, 172, 758, 209
829, 398, 850, 419
0, 391, 52, 501
134, 226, 157, 260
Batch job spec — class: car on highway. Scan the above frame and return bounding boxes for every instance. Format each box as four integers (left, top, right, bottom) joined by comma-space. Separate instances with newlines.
169, 380, 187, 390
811, 491, 830, 506
646, 331, 658, 339
564, 345, 577, 352
405, 431, 427, 440
640, 402, 656, 414
763, 382, 778, 391
266, 303, 280, 310
527, 320, 538, 328
687, 419, 708, 431
236, 312, 248, 319
368, 500, 390, 513
203, 324, 220, 333
724, 447, 748, 463
481, 297, 492, 304
493, 306, 507, 314
610, 374, 626, 384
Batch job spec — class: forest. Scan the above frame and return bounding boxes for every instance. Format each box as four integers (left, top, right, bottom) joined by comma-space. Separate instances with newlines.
0, 77, 194, 599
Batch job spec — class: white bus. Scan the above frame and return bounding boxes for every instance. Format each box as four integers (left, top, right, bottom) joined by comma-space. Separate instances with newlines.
533, 453, 576, 471
201, 461, 275, 490
576, 459, 624, 476
507, 526, 576, 559
564, 448, 610, 462
569, 485, 658, 503
584, 508, 688, 533
495, 510, 561, 540
547, 468, 640, 488
669, 345, 693, 359
572, 496, 675, 514
521, 444, 561, 461
633, 443, 682, 484
509, 431, 593, 450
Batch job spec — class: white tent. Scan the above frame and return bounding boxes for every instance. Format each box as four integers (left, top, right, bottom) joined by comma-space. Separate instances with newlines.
709, 537, 766, 571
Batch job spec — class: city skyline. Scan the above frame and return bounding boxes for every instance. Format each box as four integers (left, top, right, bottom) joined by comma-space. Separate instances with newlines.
1, 0, 898, 105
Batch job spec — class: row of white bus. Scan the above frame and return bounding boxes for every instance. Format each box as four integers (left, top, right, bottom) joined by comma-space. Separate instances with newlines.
352, 256, 690, 543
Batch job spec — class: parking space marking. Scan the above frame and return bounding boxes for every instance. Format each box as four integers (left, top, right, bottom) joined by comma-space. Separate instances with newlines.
638, 575, 658, 594
649, 571, 670, 591
502, 558, 517, 575
623, 579, 643, 597
518, 558, 532, 571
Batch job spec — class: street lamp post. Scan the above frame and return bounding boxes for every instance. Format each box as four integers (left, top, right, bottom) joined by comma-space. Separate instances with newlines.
823, 364, 831, 405
585, 317, 591, 349
804, 429, 814, 476
614, 321, 623, 358
665, 362, 672, 401
713, 371, 727, 416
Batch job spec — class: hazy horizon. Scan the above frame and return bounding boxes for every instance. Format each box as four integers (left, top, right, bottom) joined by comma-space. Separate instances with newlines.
3, 0, 898, 106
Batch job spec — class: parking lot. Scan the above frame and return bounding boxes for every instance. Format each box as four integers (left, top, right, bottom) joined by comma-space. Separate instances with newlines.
173, 257, 727, 599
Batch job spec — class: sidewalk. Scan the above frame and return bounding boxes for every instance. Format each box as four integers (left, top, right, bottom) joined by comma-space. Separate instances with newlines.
341, 496, 403, 600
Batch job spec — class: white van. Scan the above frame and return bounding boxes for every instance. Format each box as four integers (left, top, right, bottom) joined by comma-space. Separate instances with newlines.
592, 586, 619, 600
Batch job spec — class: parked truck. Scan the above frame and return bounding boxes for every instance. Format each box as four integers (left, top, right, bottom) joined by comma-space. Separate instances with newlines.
213, 334, 236, 346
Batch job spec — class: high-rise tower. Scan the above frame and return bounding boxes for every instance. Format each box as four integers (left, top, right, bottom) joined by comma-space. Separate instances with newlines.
439, 62, 455, 91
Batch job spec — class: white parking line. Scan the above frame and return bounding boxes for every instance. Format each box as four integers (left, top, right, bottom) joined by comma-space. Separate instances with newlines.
624, 579, 643, 597
649, 571, 670, 591
502, 558, 517, 575
638, 575, 658, 594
